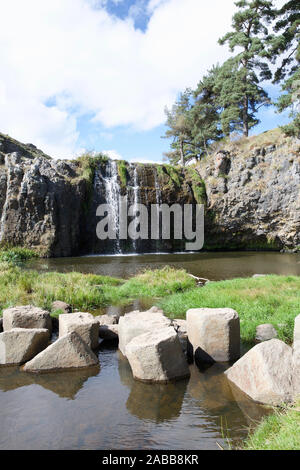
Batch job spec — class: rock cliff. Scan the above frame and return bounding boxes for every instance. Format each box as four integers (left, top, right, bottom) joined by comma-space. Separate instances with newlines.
0, 130, 299, 256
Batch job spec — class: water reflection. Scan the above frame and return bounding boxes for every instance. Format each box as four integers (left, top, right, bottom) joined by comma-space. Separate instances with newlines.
0, 343, 269, 450
0, 365, 100, 399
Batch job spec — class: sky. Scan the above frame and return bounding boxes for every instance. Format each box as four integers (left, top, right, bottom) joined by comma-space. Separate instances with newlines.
0, 0, 291, 163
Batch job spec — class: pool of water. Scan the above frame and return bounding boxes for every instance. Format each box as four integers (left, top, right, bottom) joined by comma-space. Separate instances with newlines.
1, 251, 296, 450
27, 251, 300, 280
0, 341, 268, 450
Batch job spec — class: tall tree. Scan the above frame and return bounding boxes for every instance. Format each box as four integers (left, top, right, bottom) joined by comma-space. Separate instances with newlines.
162, 90, 194, 166
268, 0, 300, 83
190, 65, 224, 156
218, 0, 274, 136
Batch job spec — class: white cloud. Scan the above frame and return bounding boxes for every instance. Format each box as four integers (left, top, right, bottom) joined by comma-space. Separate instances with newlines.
0, 0, 236, 158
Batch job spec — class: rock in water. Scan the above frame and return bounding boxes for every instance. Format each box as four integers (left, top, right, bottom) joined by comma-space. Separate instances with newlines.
3, 305, 52, 335
125, 327, 190, 383
186, 308, 240, 363
51, 301, 72, 314
118, 310, 171, 356
172, 319, 188, 353
255, 324, 277, 342
0, 328, 49, 365
23, 332, 99, 372
59, 312, 99, 349
225, 339, 293, 406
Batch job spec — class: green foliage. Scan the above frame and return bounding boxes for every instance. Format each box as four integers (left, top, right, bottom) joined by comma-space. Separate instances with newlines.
117, 160, 128, 187
218, 0, 274, 136
76, 152, 108, 212
276, 67, 300, 137
243, 402, 300, 450
158, 275, 300, 344
0, 247, 38, 264
268, 0, 300, 82
186, 168, 206, 204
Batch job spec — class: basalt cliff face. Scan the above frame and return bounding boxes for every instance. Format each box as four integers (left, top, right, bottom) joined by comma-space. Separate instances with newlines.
0, 131, 299, 256
200, 134, 300, 251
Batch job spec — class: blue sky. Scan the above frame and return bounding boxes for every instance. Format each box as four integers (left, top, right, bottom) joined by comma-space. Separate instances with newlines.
0, 0, 289, 162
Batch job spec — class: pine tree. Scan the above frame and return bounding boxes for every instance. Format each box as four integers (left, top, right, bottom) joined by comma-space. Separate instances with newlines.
268, 0, 300, 83
162, 90, 194, 166
218, 0, 274, 136
191, 65, 224, 155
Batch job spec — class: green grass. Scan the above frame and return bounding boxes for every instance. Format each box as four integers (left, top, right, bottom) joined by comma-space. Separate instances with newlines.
0, 247, 39, 263
243, 403, 300, 450
0, 265, 195, 316
158, 275, 300, 344
117, 160, 128, 187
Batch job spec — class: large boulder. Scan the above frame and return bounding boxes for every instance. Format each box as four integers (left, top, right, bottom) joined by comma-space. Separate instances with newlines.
292, 340, 300, 401
23, 332, 99, 372
125, 327, 190, 383
186, 308, 240, 363
255, 324, 277, 342
225, 339, 293, 406
3, 305, 52, 335
59, 312, 99, 349
118, 309, 171, 356
294, 314, 300, 343
0, 328, 49, 365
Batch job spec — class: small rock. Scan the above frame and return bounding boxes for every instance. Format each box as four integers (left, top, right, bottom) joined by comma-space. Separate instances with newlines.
59, 312, 99, 350
186, 308, 240, 363
23, 332, 99, 372
255, 324, 277, 342
51, 301, 72, 314
252, 274, 266, 278
99, 324, 119, 340
118, 309, 171, 356
3, 305, 51, 335
173, 319, 187, 353
95, 314, 118, 326
125, 327, 190, 383
0, 328, 49, 365
225, 339, 293, 406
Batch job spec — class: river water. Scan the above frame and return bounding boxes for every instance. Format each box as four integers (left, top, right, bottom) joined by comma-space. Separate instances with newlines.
1, 251, 298, 450
27, 250, 300, 280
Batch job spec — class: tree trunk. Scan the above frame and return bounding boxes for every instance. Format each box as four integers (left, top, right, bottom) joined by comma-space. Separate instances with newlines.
243, 95, 249, 137
180, 139, 185, 167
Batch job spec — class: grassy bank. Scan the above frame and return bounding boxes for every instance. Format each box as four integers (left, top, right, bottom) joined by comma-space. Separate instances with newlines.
0, 265, 195, 315
158, 275, 300, 344
243, 403, 300, 450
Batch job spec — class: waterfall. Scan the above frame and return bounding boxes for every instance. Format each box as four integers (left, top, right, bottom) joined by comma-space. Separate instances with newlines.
154, 168, 162, 248
132, 166, 139, 251
103, 160, 121, 253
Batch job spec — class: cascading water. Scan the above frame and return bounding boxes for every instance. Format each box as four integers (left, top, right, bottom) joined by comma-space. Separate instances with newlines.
131, 166, 139, 251
102, 160, 121, 254
154, 168, 162, 249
